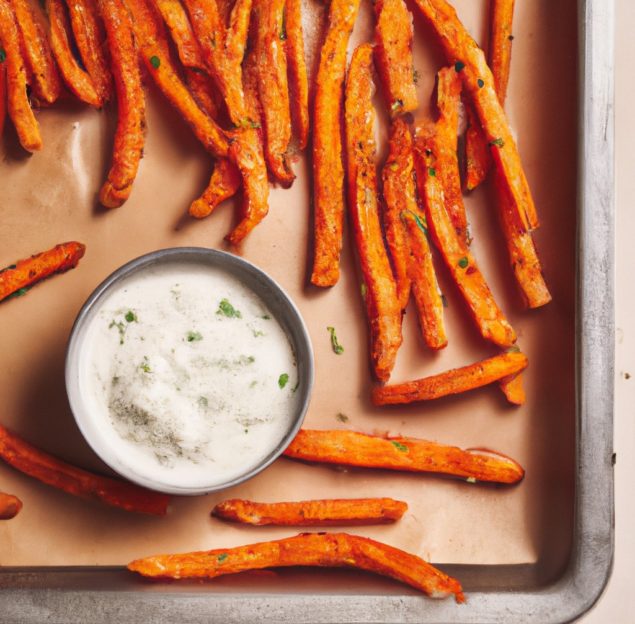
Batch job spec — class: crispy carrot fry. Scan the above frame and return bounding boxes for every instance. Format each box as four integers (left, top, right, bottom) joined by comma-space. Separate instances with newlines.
372, 351, 528, 406
285, 429, 525, 484
184, 67, 220, 118
0, 241, 85, 302
346, 44, 402, 382
152, 0, 205, 69
0, 424, 170, 514
0, 492, 22, 519
311, 0, 361, 287
414, 124, 516, 348
410, 0, 538, 231
374, 0, 417, 117
97, 0, 145, 208
212, 498, 408, 526
0, 0, 41, 151
66, 0, 113, 103
464, 105, 491, 191
499, 370, 525, 405
47, 0, 101, 106
285, 0, 308, 149
189, 159, 241, 218
128, 532, 465, 601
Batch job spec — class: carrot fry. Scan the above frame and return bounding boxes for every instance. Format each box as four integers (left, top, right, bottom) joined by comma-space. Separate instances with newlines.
97, 0, 145, 208
47, 0, 101, 107
285, 429, 525, 485
184, 67, 220, 118
0, 241, 85, 302
410, 0, 538, 231
371, 351, 528, 406
0, 492, 22, 519
414, 124, 516, 348
499, 370, 525, 405
285, 0, 308, 149
464, 105, 491, 191
9, 0, 61, 104
0, 424, 170, 514
152, 0, 205, 69
346, 44, 402, 382
310, 0, 361, 287
0, 0, 42, 151
373, 0, 417, 117
189, 159, 241, 218
212, 498, 408, 526
128, 532, 465, 602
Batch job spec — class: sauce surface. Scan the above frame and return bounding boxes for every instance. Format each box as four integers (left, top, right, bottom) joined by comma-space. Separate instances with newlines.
78, 262, 299, 489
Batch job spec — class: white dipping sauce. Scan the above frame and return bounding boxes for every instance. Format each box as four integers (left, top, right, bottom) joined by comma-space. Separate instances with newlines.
78, 263, 299, 488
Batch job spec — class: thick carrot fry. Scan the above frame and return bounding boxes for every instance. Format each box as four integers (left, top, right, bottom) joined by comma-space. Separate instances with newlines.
371, 351, 528, 406
285, 429, 525, 484
10, 0, 61, 104
285, 0, 308, 149
0, 492, 22, 519
128, 532, 465, 602
97, 0, 145, 208
410, 0, 538, 231
499, 370, 525, 405
0, 0, 41, 151
414, 125, 516, 348
311, 0, 361, 287
212, 498, 408, 526
374, 0, 417, 117
152, 0, 205, 69
345, 44, 402, 382
464, 105, 491, 191
47, 0, 101, 107
189, 159, 241, 218
0, 424, 170, 514
0, 241, 85, 302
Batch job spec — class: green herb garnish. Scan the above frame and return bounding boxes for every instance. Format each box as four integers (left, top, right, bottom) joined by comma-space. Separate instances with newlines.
261, 314, 271, 320
217, 553, 228, 563
278, 373, 289, 389
139, 357, 152, 373
506, 345, 521, 353
458, 257, 469, 269
336, 412, 349, 423
109, 320, 126, 345
327, 326, 344, 355
403, 210, 428, 237
428, 167, 436, 177
489, 137, 505, 147
391, 441, 409, 453
149, 55, 161, 69
390, 99, 404, 113
360, 283, 367, 298
7, 287, 29, 299
477, 78, 485, 88
0, 49, 6, 63
217, 298, 242, 318
186, 330, 203, 342
198, 396, 209, 407
125, 310, 137, 323
454, 60, 465, 72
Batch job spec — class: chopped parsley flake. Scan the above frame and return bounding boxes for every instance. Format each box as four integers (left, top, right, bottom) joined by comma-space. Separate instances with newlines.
458, 257, 469, 269
428, 167, 436, 177
109, 320, 126, 345
217, 553, 228, 563
360, 283, 367, 298
327, 326, 344, 355
149, 55, 161, 69
125, 310, 137, 323
198, 396, 209, 407
217, 298, 241, 318
261, 314, 271, 320
403, 210, 428, 237
477, 78, 485, 88
278, 373, 289, 389
506, 345, 521, 353
489, 137, 505, 147
336, 412, 349, 423
0, 49, 6, 63
7, 287, 29, 299
391, 441, 409, 453
139, 357, 152, 373
454, 60, 465, 72
390, 99, 404, 113
186, 330, 203, 342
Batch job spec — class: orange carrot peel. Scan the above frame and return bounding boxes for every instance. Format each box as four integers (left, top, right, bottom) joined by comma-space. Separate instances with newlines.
0, 491, 22, 519
285, 0, 309, 149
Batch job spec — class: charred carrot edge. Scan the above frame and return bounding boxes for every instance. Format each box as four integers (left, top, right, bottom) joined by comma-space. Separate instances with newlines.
410, 0, 537, 231
499, 370, 525, 405
254, 0, 294, 186
0, 424, 170, 514
47, 0, 101, 107
285, 429, 525, 485
414, 124, 516, 348
346, 44, 402, 382
285, 0, 309, 149
464, 105, 491, 191
212, 498, 408, 526
128, 532, 465, 602
374, 0, 417, 116
9, 0, 61, 104
189, 159, 241, 218
310, 0, 362, 287
152, 0, 205, 69
371, 351, 528, 406
0, 242, 85, 302
0, 0, 42, 151
97, 0, 145, 208
0, 492, 22, 520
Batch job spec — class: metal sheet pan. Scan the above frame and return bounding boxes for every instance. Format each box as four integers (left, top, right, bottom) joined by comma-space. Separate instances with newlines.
0, 0, 614, 621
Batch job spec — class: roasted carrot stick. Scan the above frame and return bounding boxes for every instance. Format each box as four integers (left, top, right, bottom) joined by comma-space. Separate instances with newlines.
0, 424, 170, 514
97, 0, 145, 208
374, 0, 417, 117
212, 498, 408, 526
371, 351, 528, 406
0, 242, 85, 302
311, 0, 361, 287
128, 532, 465, 602
414, 124, 516, 348
346, 44, 402, 382
190, 159, 241, 218
0, 492, 22, 519
152, 0, 205, 69
499, 370, 525, 405
285, 0, 308, 149
0, 0, 42, 151
47, 0, 101, 107
285, 429, 525, 485
464, 106, 491, 191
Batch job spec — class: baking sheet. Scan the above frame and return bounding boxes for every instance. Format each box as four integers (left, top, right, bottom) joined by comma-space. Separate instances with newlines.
0, 0, 577, 588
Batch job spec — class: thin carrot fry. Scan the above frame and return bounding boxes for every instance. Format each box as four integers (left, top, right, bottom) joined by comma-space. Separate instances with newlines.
374, 0, 417, 117
285, 429, 525, 484
371, 351, 528, 406
311, 0, 362, 287
212, 498, 408, 526
0, 492, 22, 519
346, 44, 402, 382
189, 158, 241, 218
0, 241, 85, 302
152, 0, 205, 69
128, 532, 465, 602
97, 0, 145, 208
285, 0, 308, 149
0, 0, 42, 151
499, 370, 525, 405
47, 0, 101, 107
0, 424, 170, 515
464, 105, 491, 191
414, 124, 516, 348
